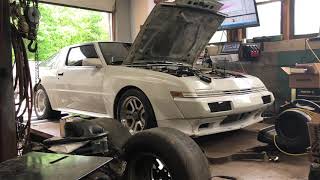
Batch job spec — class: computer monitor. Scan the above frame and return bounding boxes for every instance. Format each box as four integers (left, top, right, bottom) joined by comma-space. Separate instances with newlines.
218, 0, 260, 30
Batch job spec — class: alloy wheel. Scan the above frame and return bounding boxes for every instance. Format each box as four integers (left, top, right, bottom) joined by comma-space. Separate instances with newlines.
129, 153, 172, 180
35, 89, 47, 117
120, 96, 146, 134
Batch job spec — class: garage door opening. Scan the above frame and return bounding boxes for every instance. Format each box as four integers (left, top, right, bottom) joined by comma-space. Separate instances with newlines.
13, 3, 113, 121
35, 3, 113, 61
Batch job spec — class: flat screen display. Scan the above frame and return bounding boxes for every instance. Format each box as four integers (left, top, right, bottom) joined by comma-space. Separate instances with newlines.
218, 0, 260, 30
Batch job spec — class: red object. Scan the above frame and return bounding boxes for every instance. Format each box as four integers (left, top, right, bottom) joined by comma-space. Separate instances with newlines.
154, 0, 162, 4
250, 50, 260, 58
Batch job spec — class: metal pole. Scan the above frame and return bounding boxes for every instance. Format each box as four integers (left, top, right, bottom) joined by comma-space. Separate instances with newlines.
0, 0, 17, 162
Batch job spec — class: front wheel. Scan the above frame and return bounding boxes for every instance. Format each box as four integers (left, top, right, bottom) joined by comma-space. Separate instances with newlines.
34, 85, 61, 120
117, 89, 156, 134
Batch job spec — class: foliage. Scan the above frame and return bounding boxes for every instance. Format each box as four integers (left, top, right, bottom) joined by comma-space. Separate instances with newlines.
31, 4, 110, 60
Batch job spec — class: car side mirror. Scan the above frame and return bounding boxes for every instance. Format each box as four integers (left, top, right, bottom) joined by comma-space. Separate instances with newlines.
83, 58, 103, 68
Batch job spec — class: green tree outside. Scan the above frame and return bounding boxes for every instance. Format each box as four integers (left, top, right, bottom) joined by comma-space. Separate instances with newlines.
32, 4, 110, 61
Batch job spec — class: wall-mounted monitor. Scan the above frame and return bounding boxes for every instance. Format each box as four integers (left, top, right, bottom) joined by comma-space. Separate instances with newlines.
218, 0, 260, 30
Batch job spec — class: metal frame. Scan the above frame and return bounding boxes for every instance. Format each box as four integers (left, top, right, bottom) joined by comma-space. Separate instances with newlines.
256, 0, 282, 5
38, 1, 113, 13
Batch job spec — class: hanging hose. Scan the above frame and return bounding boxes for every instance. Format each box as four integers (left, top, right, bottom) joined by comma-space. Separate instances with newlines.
10, 0, 40, 154
11, 24, 33, 154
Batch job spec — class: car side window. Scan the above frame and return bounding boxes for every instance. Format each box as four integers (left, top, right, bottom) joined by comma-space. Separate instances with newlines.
40, 52, 59, 68
67, 45, 98, 66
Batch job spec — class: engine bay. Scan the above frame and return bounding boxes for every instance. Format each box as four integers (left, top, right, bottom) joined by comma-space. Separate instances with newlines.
128, 63, 245, 79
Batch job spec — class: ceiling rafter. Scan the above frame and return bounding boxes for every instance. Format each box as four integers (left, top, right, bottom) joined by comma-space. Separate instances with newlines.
39, 0, 116, 12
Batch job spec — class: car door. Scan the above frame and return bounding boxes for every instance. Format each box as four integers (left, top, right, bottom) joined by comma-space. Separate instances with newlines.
55, 44, 107, 116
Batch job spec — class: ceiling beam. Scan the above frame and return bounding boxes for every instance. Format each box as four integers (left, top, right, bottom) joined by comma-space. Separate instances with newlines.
39, 0, 116, 12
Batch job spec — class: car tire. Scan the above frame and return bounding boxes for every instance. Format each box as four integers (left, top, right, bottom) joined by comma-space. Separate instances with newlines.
34, 85, 61, 120
275, 109, 310, 153
117, 89, 156, 134
122, 128, 211, 180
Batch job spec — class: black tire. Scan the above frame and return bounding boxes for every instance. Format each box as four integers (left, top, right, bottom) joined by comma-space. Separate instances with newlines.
275, 109, 310, 153
34, 85, 61, 120
116, 89, 157, 133
122, 128, 211, 180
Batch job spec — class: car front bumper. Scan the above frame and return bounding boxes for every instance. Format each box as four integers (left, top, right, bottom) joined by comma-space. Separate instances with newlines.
157, 91, 274, 137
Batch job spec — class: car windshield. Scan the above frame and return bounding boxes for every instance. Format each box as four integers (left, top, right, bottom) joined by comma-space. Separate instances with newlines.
40, 52, 59, 68
99, 42, 131, 65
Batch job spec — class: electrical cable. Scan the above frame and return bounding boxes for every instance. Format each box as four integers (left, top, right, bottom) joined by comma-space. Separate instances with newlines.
10, 0, 39, 154
11, 24, 33, 154
306, 38, 320, 62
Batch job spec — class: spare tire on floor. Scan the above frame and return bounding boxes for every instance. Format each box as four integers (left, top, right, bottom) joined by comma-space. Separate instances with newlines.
275, 109, 311, 153
122, 128, 210, 180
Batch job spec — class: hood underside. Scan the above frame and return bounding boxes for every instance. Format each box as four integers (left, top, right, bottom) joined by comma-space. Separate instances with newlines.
124, 0, 225, 65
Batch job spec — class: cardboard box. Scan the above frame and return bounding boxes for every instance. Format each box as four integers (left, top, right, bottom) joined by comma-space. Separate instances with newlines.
282, 63, 320, 88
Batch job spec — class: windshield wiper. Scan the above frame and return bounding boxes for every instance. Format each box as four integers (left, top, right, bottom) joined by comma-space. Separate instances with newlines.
188, 67, 211, 83
195, 71, 212, 83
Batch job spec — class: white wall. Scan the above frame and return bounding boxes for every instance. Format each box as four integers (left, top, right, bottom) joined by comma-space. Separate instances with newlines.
114, 0, 155, 42
129, 0, 155, 41
114, 0, 132, 42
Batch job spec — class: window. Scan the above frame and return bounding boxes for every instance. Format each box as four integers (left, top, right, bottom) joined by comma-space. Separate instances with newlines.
246, 0, 281, 39
210, 31, 227, 43
294, 0, 320, 36
67, 45, 98, 66
37, 4, 113, 61
99, 42, 131, 65
40, 52, 59, 68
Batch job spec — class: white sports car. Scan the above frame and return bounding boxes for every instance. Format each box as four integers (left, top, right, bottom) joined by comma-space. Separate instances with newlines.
35, 0, 274, 136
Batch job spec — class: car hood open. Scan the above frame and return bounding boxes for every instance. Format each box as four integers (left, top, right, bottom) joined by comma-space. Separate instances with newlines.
124, 0, 225, 65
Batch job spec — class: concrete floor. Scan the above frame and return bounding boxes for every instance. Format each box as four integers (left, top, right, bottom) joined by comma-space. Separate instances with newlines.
198, 123, 310, 180
30, 119, 310, 180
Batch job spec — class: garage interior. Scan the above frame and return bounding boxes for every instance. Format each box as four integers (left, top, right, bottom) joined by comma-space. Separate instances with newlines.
1, 0, 320, 180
